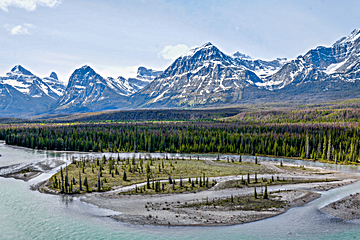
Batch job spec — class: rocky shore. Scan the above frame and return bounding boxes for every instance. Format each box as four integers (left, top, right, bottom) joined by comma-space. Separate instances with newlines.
321, 192, 360, 220
82, 177, 353, 226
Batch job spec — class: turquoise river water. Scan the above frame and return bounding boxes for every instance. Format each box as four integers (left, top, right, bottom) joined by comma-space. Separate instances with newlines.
2, 142, 360, 239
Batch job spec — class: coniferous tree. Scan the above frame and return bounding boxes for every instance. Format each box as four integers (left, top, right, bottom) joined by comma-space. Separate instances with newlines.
84, 177, 89, 192
147, 175, 150, 189
65, 165, 69, 193
98, 173, 101, 192
263, 185, 268, 199
327, 134, 332, 161
79, 171, 82, 191
123, 171, 127, 181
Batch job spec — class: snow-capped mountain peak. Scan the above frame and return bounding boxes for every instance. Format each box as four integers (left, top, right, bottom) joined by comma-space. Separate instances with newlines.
49, 72, 58, 80
179, 41, 235, 64
135, 42, 262, 107
66, 65, 99, 88
42, 71, 65, 96
334, 29, 360, 46
9, 65, 33, 76
0, 65, 63, 108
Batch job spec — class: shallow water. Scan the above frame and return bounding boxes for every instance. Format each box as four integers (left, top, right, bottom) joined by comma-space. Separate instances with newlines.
2, 142, 360, 239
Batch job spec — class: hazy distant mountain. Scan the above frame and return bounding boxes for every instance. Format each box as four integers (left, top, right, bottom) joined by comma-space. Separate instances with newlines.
233, 51, 287, 78
127, 66, 162, 93
107, 67, 163, 96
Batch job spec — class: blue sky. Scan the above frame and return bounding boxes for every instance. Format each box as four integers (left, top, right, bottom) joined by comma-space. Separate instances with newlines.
1, 0, 360, 83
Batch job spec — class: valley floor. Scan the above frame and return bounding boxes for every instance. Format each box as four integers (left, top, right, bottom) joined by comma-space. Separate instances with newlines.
80, 163, 357, 226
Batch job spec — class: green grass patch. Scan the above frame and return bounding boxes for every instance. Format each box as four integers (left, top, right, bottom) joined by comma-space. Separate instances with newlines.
47, 156, 272, 194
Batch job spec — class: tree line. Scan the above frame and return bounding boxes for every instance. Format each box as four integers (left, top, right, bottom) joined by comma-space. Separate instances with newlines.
0, 121, 360, 164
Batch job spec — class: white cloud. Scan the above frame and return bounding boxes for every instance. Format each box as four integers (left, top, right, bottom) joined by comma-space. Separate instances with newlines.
99, 66, 139, 79
4, 23, 35, 35
159, 44, 189, 60
0, 0, 61, 12
23, 23, 35, 28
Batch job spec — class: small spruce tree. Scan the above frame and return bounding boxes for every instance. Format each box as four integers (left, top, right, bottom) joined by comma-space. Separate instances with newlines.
123, 171, 127, 181
263, 185, 268, 199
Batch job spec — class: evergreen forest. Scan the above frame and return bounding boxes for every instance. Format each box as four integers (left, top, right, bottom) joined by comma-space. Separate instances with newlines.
1, 121, 359, 164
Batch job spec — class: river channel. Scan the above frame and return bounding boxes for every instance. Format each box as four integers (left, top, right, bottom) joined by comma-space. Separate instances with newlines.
1, 141, 360, 239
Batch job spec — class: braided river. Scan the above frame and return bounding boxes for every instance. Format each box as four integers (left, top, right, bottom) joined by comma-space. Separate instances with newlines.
2, 141, 360, 239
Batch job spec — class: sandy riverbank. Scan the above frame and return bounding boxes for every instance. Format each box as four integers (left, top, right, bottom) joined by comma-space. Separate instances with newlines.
82, 176, 355, 226
5, 171, 41, 181
26, 157, 359, 226
321, 192, 360, 220
109, 190, 320, 226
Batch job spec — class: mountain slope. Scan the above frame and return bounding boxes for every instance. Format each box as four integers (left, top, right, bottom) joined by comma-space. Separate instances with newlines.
1, 65, 61, 99
233, 52, 286, 78
0, 65, 64, 117
262, 29, 360, 90
106, 67, 163, 96
50, 65, 129, 113
42, 72, 66, 96
3, 29, 360, 117
132, 42, 262, 108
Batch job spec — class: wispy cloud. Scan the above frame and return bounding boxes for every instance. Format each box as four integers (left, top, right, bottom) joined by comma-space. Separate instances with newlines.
159, 44, 189, 60
4, 23, 35, 35
0, 0, 61, 12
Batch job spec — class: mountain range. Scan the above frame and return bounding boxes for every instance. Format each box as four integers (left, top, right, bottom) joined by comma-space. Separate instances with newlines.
2, 29, 360, 117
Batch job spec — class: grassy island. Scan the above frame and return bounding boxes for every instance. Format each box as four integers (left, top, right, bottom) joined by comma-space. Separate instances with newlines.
47, 155, 270, 194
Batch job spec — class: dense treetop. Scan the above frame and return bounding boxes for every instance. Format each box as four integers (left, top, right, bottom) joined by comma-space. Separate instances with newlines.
1, 121, 359, 164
